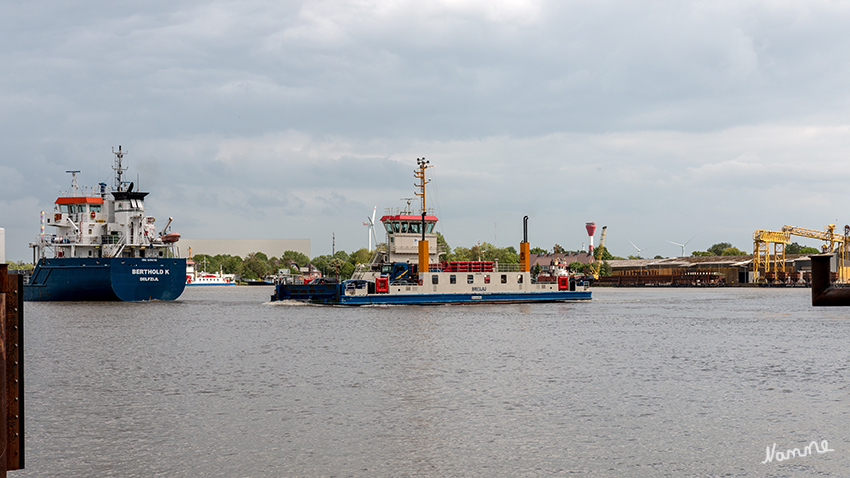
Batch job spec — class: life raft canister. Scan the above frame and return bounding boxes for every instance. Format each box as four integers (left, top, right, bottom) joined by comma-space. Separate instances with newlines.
558, 276, 569, 291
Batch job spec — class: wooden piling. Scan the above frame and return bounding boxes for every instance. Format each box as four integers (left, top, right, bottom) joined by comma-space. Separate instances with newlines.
0, 264, 24, 476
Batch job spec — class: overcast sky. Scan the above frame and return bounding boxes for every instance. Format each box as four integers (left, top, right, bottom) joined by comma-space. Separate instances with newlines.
4, 0, 850, 262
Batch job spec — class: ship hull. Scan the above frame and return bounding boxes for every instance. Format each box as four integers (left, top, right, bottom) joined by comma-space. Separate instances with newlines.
24, 257, 187, 301
273, 282, 591, 306
339, 290, 591, 305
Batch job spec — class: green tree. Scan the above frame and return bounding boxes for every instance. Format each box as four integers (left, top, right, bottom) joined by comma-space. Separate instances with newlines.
707, 242, 732, 256
435, 232, 451, 259
530, 247, 548, 255
552, 244, 565, 254
328, 258, 346, 278
340, 262, 355, 279
221, 255, 243, 275
281, 250, 310, 268
450, 246, 472, 261
786, 242, 820, 255
311, 255, 332, 276
5, 261, 33, 272
242, 252, 271, 279
469, 243, 483, 261
349, 248, 372, 265
595, 246, 615, 261
720, 246, 747, 256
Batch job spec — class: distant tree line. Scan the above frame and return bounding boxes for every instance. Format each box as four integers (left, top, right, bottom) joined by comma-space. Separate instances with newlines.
9, 237, 823, 280
690, 241, 819, 257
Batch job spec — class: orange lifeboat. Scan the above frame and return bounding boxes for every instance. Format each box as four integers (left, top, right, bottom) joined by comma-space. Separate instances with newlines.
160, 232, 181, 243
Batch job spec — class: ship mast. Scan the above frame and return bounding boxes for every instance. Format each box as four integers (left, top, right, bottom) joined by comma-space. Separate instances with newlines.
65, 170, 81, 196
414, 158, 431, 215
112, 145, 128, 192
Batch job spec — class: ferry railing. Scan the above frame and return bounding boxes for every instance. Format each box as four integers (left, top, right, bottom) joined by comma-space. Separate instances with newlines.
496, 262, 522, 272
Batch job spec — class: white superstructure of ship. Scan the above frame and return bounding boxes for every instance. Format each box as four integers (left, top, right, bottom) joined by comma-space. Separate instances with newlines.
25, 146, 186, 301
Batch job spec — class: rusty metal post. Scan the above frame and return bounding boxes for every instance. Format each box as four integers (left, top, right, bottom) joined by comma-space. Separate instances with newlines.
0, 280, 5, 478
0, 264, 23, 473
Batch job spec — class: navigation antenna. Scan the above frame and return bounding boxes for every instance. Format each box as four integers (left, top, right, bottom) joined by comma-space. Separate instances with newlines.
400, 198, 414, 214
414, 158, 431, 214
65, 170, 81, 196
112, 145, 128, 192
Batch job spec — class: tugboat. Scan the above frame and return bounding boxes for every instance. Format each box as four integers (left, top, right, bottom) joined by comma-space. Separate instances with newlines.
24, 146, 187, 301
271, 158, 591, 305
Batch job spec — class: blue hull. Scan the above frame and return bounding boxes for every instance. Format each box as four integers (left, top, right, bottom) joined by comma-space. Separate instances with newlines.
24, 257, 187, 301
340, 290, 591, 305
273, 283, 591, 305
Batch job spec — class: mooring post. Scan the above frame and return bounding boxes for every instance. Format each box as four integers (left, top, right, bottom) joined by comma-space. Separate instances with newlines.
0, 264, 23, 475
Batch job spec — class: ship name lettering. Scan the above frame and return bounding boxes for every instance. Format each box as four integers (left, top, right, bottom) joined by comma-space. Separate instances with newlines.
139, 277, 160, 282
472, 287, 487, 292
132, 269, 168, 275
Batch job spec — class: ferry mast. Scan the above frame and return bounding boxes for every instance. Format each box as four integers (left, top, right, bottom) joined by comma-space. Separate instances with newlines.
414, 158, 431, 214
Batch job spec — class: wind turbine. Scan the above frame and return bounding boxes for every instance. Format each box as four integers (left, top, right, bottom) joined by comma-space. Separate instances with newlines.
628, 240, 649, 258
363, 205, 378, 251
667, 235, 696, 258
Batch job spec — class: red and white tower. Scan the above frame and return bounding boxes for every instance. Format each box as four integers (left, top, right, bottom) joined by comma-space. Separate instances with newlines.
585, 222, 597, 253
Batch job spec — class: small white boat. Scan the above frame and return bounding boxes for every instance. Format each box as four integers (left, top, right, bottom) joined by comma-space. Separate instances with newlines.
186, 253, 235, 286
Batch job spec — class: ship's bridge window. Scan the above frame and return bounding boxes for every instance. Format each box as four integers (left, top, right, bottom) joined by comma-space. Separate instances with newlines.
400, 222, 409, 233
409, 223, 421, 234
392, 222, 400, 233
90, 205, 102, 213
59, 204, 71, 213
425, 223, 435, 233
385, 223, 394, 234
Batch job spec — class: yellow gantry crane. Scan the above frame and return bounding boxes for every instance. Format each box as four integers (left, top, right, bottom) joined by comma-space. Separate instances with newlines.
752, 224, 850, 283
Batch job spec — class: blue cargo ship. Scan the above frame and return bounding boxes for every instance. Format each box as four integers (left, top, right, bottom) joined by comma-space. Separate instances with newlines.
271, 159, 591, 306
24, 146, 186, 301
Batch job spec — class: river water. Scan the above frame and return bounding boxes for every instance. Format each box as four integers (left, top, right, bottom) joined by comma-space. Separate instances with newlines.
18, 286, 849, 477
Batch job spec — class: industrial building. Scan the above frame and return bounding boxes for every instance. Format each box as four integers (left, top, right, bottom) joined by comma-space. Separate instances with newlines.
601, 255, 814, 286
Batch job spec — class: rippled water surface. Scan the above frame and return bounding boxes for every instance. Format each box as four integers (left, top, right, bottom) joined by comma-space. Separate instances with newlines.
20, 286, 850, 476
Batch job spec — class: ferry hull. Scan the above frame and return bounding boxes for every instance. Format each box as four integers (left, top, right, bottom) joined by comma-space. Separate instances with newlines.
24, 257, 187, 301
273, 283, 591, 306
339, 290, 591, 305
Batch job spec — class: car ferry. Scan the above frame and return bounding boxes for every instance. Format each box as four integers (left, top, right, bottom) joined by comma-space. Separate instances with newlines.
24, 146, 187, 301
271, 158, 591, 305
